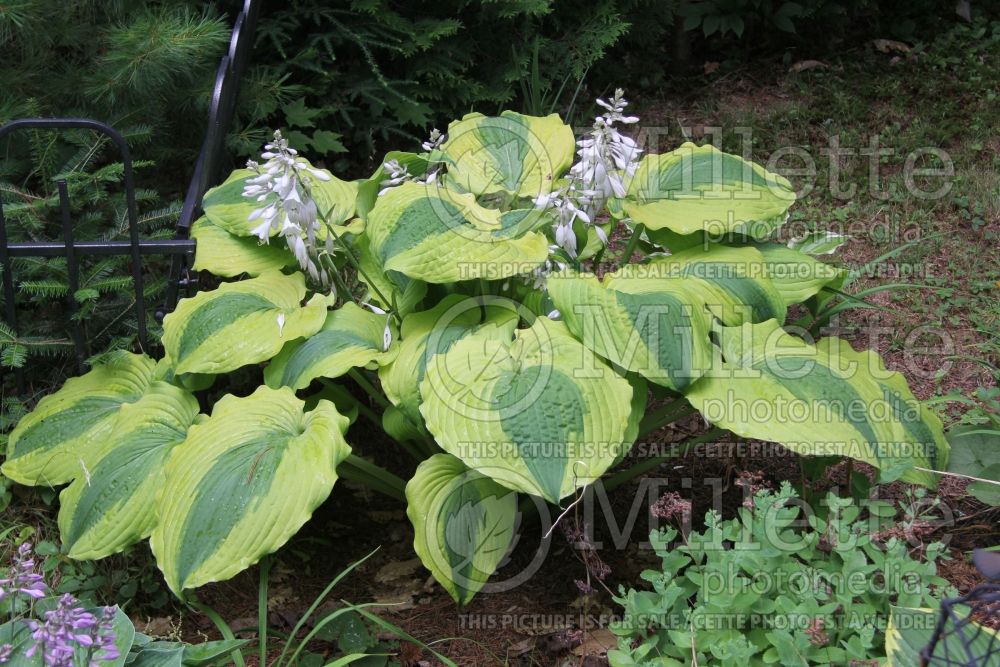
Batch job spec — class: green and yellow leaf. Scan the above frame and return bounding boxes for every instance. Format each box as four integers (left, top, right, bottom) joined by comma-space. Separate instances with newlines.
420, 317, 633, 503
751, 241, 845, 306
547, 269, 714, 391
162, 271, 329, 375
683, 320, 947, 486
150, 386, 351, 593
623, 143, 795, 237
264, 302, 396, 390
57, 382, 200, 559
190, 216, 295, 278
379, 295, 519, 440
641, 244, 787, 325
406, 454, 518, 606
2, 353, 157, 486
365, 182, 549, 283
440, 111, 575, 198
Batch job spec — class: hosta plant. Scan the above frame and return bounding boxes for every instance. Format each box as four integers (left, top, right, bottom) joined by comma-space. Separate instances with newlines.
1, 91, 951, 606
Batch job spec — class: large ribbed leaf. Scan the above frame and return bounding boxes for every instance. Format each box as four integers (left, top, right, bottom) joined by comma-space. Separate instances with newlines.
150, 386, 350, 593
57, 382, 200, 559
406, 454, 518, 606
640, 245, 787, 325
623, 143, 795, 237
365, 181, 549, 283
420, 317, 633, 503
190, 216, 295, 278
751, 242, 845, 306
2, 353, 156, 486
202, 165, 357, 237
547, 269, 714, 391
379, 296, 519, 441
162, 271, 329, 375
264, 302, 396, 390
684, 320, 948, 487
440, 111, 574, 198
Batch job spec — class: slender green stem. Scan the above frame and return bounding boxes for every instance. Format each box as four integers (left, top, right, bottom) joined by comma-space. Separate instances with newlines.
258, 556, 271, 667
339, 454, 406, 501
638, 400, 697, 438
313, 199, 401, 325
604, 428, 727, 492
347, 368, 391, 410
188, 600, 246, 667
322, 254, 352, 304
620, 222, 645, 264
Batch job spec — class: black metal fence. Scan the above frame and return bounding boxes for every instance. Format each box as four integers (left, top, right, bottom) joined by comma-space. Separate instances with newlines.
0, 0, 259, 391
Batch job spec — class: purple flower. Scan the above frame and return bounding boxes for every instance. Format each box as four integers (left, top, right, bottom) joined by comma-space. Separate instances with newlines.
91, 607, 120, 665
1, 545, 117, 666
25, 594, 100, 667
0, 543, 47, 601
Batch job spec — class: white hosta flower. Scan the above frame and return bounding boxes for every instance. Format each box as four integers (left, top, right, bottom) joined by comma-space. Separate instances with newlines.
529, 253, 568, 290
534, 88, 641, 255
243, 130, 331, 287
421, 128, 444, 152
362, 302, 393, 351
379, 160, 411, 195
378, 129, 448, 196
382, 321, 393, 352
277, 313, 286, 336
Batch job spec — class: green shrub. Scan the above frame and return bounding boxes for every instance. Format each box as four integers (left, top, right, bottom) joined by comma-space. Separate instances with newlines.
237, 0, 640, 171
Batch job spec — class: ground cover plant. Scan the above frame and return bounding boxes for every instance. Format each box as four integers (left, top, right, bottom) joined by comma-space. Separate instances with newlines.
609, 485, 958, 665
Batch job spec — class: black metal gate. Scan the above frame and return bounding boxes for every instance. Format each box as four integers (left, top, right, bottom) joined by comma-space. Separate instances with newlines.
0, 0, 259, 392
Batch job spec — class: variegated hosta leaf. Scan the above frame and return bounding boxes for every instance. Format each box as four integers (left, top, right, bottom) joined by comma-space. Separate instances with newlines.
623, 143, 795, 237
751, 242, 846, 306
57, 382, 200, 559
419, 317, 633, 503
201, 165, 358, 237
546, 269, 714, 391
379, 295, 520, 440
683, 320, 948, 487
366, 181, 549, 283
162, 271, 329, 375
617, 375, 649, 465
642, 245, 787, 325
439, 111, 575, 198
264, 302, 397, 390
150, 386, 351, 593
190, 217, 295, 278
2, 353, 156, 486
406, 454, 518, 606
